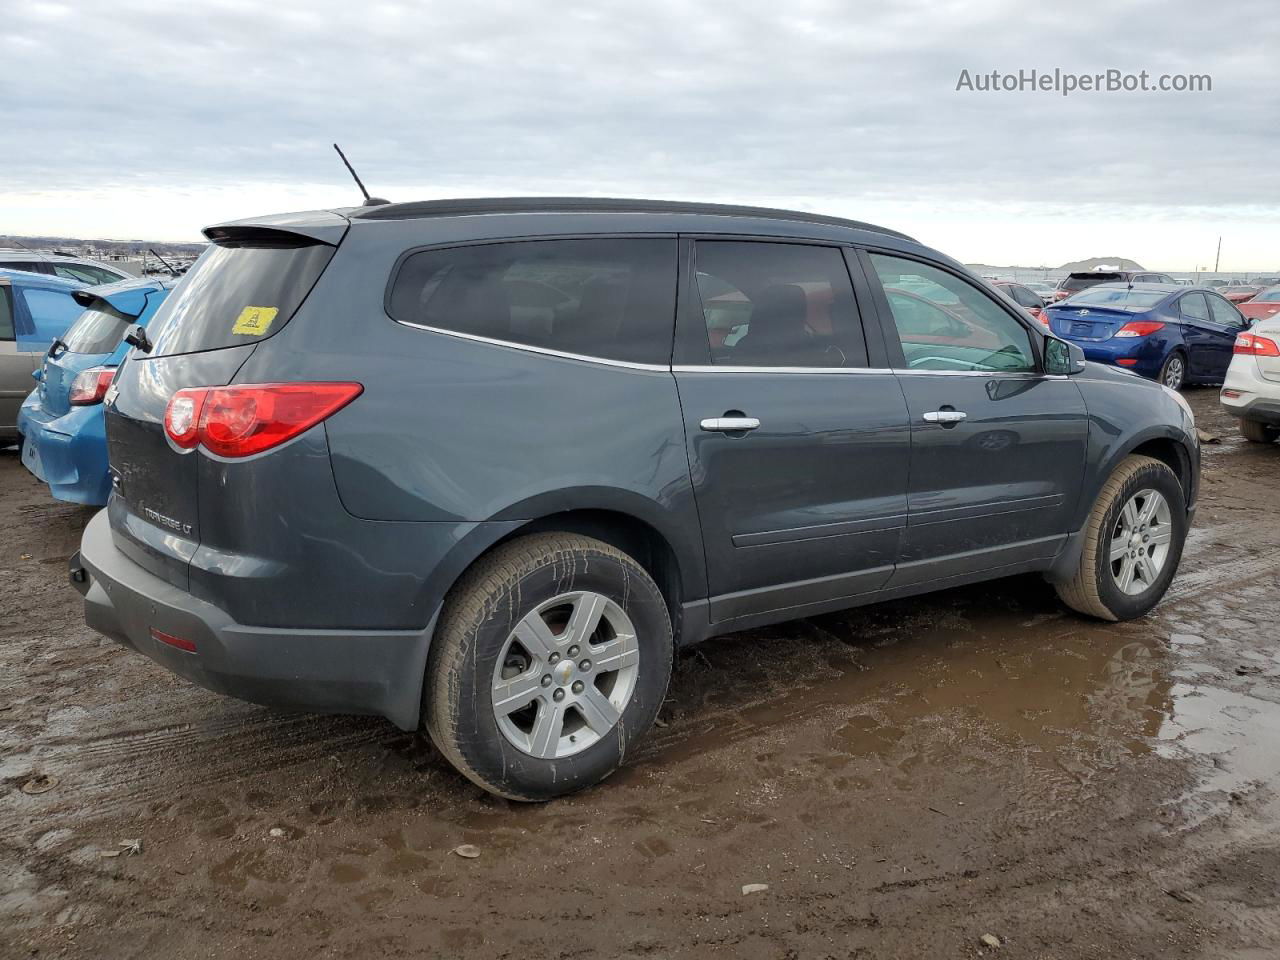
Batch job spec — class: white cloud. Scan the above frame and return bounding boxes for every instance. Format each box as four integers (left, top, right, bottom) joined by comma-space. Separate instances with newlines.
3, 0, 1277, 268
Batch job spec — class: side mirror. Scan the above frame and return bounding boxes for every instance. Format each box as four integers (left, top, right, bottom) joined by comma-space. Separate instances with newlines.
1045, 336, 1085, 375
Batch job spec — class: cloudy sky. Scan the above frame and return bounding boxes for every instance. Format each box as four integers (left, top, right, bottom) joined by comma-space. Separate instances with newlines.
4, 0, 1278, 269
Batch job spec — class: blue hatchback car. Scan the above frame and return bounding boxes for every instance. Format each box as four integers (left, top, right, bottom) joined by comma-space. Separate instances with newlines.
1045, 283, 1252, 390
18, 277, 172, 504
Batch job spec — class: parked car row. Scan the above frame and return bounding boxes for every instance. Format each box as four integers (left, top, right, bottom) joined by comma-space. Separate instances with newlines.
0, 249, 133, 285
5, 198, 1270, 799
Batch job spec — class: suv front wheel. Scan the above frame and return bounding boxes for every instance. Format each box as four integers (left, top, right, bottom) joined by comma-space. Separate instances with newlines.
425, 533, 673, 800
1055, 454, 1188, 621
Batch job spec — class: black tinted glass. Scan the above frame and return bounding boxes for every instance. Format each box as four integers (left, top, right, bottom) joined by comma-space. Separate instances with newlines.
389, 239, 678, 365
0, 286, 13, 340
147, 242, 334, 357
1007, 285, 1042, 308
61, 305, 131, 354
1063, 273, 1121, 291
693, 241, 867, 367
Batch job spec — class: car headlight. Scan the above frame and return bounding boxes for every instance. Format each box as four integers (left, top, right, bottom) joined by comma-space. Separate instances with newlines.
1162, 384, 1195, 427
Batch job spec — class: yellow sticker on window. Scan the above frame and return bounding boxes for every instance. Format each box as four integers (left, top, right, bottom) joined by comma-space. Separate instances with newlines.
232, 306, 279, 336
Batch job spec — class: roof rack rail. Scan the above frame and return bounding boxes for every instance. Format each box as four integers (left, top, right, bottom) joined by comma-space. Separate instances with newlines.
350, 196, 914, 241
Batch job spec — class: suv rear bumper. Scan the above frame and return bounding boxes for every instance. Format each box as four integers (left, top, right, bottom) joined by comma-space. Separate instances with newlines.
71, 509, 434, 730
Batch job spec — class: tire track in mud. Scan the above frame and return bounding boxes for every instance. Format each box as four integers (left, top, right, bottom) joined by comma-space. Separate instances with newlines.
1, 704, 398, 830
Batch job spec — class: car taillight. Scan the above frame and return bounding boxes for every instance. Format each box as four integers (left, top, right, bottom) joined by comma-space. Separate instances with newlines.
163, 382, 363, 457
1031, 308, 1049, 326
1234, 333, 1280, 356
1114, 321, 1166, 338
68, 366, 116, 405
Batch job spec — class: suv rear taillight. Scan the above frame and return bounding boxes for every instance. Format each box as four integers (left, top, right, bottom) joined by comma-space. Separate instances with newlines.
1114, 321, 1166, 338
1234, 333, 1280, 356
69, 366, 117, 405
164, 382, 363, 458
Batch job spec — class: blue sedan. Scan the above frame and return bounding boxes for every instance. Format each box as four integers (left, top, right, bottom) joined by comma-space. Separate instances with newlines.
1044, 282, 1252, 390
18, 277, 172, 505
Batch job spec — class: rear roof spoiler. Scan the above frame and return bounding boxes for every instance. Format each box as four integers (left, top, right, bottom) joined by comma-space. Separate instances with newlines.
71, 278, 168, 317
202, 209, 350, 247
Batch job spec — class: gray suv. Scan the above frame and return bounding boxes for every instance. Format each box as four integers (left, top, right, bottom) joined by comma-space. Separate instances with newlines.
71, 198, 1199, 800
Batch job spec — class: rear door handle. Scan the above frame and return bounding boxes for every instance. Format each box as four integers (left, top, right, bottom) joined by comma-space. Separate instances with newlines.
922, 410, 967, 424
700, 416, 761, 433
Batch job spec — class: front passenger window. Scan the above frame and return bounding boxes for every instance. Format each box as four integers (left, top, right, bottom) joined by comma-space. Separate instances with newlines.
1207, 295, 1244, 327
869, 254, 1035, 373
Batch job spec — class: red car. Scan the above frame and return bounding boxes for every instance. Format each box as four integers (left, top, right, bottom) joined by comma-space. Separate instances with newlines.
1223, 284, 1263, 304
991, 280, 1048, 325
1239, 285, 1280, 322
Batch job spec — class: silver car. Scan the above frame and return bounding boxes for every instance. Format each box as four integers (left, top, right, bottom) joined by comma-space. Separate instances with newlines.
1221, 314, 1280, 443
0, 249, 131, 285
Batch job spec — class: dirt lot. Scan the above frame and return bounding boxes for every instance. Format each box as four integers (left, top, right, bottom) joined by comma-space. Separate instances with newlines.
2, 387, 1279, 960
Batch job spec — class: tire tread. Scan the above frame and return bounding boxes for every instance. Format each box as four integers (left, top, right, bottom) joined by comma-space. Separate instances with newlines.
425, 532, 669, 801
1055, 454, 1167, 622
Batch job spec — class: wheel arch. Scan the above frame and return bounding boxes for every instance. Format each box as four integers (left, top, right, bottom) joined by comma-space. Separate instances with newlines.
1047, 428, 1196, 587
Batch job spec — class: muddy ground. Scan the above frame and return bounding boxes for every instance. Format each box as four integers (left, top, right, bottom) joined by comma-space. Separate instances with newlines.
2, 387, 1279, 959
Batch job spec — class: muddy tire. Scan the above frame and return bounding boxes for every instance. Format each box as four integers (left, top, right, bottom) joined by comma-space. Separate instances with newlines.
1159, 351, 1187, 391
1055, 455, 1187, 622
424, 533, 672, 801
1239, 418, 1279, 444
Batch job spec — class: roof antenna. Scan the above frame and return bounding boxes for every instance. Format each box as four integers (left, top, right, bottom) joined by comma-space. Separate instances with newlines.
333, 143, 390, 206
149, 248, 180, 277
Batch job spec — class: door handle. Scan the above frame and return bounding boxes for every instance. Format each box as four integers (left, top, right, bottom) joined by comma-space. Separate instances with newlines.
700, 416, 761, 433
922, 410, 967, 424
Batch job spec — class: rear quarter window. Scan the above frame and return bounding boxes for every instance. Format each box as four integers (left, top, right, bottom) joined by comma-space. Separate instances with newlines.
387, 238, 678, 365
146, 241, 335, 357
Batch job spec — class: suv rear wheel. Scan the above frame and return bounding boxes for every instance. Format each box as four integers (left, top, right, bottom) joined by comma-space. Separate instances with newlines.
425, 533, 672, 800
1055, 455, 1187, 621
1239, 418, 1279, 444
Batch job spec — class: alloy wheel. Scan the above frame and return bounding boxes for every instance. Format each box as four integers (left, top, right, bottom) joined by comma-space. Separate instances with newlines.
1109, 488, 1173, 596
491, 591, 640, 759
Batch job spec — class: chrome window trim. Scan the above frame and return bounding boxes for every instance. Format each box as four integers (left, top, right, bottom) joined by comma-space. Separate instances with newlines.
890, 368, 1043, 378
672, 364, 894, 375
392, 319, 671, 372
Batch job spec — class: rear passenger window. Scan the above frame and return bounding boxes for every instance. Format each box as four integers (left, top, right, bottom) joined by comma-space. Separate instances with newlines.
869, 254, 1035, 373
1180, 292, 1210, 321
388, 239, 677, 365
692, 241, 867, 367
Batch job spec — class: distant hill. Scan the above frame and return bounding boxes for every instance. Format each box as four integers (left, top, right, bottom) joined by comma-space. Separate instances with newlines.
1056, 256, 1147, 273
0, 235, 205, 257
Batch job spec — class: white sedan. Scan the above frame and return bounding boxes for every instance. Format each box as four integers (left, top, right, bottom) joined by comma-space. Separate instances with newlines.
1221, 315, 1280, 443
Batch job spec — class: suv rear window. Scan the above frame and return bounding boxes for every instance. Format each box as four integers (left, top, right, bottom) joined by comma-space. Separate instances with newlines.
1062, 272, 1123, 291
387, 238, 678, 365
146, 240, 334, 357
61, 304, 133, 354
